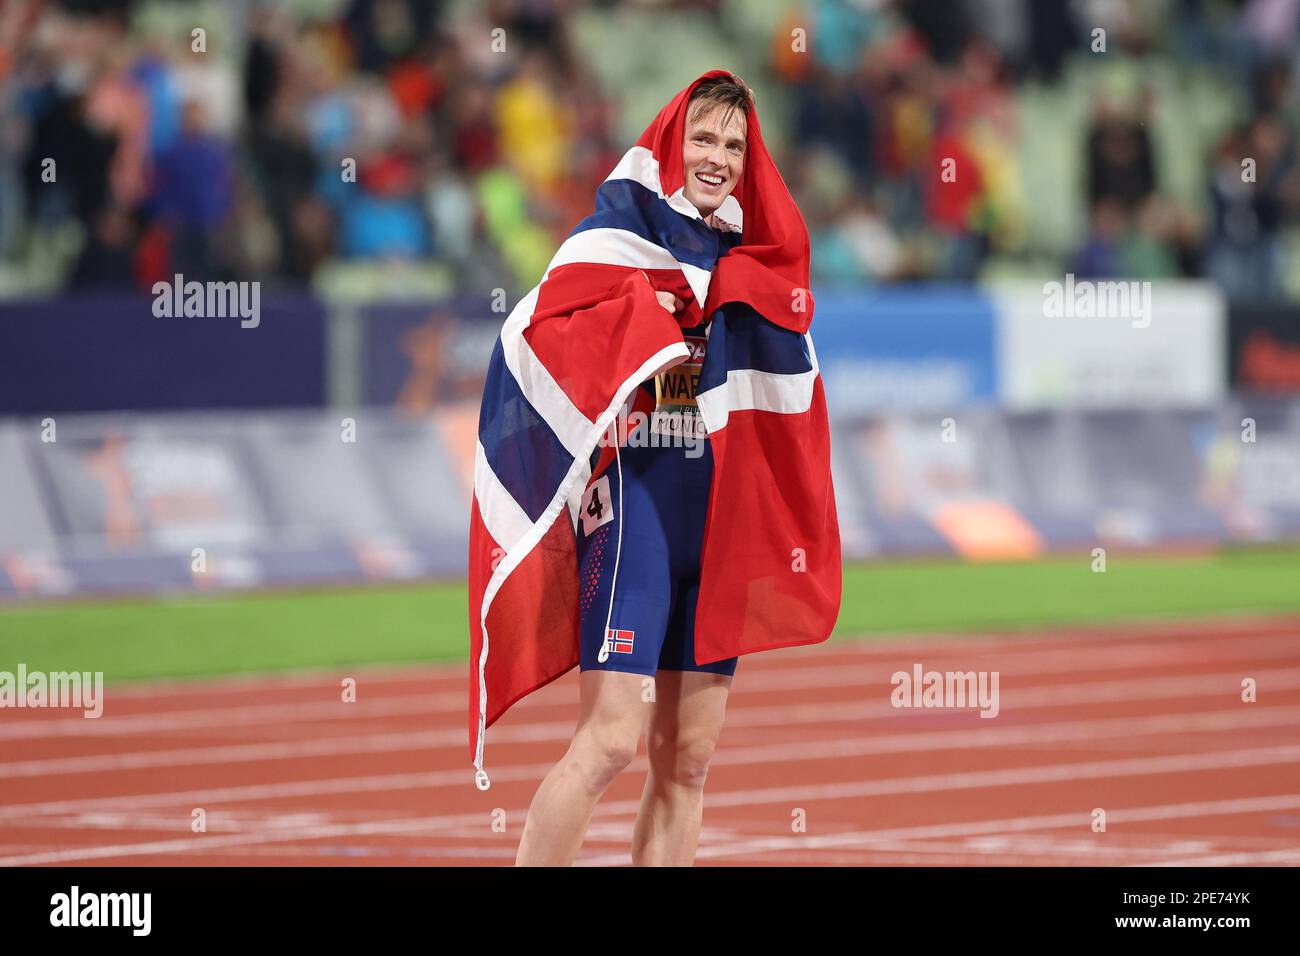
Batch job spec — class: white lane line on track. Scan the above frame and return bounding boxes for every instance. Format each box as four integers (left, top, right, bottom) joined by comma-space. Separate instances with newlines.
8, 640, 1296, 744
0, 772, 446, 823
740, 660, 1300, 725
90, 611, 1300, 699
18, 625, 1297, 723
0, 692, 449, 741
6, 702, 1300, 821
761, 836, 1216, 865
735, 637, 1300, 696
97, 666, 451, 700
715, 703, 1300, 766
4, 746, 1300, 866
0, 815, 494, 866
692, 745, 1300, 815
9, 781, 1289, 868
1141, 847, 1300, 866
687, 847, 1300, 867
579, 792, 1300, 866
3, 620, 1294, 866
7, 664, 1300, 776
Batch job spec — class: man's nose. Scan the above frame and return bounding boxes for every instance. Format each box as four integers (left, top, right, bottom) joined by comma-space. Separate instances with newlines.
706, 144, 727, 167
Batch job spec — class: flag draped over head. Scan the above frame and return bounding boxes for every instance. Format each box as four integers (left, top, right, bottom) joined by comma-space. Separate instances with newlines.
468, 69, 841, 788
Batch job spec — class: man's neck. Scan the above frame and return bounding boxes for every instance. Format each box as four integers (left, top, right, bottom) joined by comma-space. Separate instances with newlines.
703, 211, 730, 231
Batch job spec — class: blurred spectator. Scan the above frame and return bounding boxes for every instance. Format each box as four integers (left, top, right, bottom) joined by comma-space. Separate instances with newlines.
1073, 198, 1129, 278
1207, 116, 1300, 298
151, 99, 234, 277
1087, 100, 1157, 210
22, 71, 117, 230
1021, 0, 1079, 82
0, 0, 1299, 301
69, 203, 137, 286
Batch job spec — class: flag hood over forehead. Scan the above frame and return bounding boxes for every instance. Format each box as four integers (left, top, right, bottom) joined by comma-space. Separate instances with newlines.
635, 69, 814, 334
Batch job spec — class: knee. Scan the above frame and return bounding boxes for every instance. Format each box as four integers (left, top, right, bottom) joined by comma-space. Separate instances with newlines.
649, 731, 717, 790
570, 729, 639, 791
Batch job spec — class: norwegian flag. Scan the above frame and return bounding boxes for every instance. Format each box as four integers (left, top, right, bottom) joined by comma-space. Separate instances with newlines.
469, 70, 841, 788
605, 628, 636, 655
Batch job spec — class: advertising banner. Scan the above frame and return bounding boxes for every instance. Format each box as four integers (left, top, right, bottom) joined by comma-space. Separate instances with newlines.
0, 409, 471, 596
1227, 302, 1300, 394
0, 292, 326, 414
993, 280, 1226, 410
811, 287, 998, 413
360, 299, 498, 411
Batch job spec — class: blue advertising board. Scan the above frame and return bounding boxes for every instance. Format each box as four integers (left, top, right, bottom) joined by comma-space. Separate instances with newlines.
811, 286, 998, 413
0, 292, 326, 414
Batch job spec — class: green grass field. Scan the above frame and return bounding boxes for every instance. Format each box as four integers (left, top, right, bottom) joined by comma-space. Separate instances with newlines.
3, 546, 1299, 683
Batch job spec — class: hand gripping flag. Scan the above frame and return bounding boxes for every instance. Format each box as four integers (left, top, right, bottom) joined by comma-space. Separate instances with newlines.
469, 70, 841, 788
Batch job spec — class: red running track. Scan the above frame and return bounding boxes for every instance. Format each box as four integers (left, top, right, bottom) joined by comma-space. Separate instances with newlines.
2, 614, 1299, 866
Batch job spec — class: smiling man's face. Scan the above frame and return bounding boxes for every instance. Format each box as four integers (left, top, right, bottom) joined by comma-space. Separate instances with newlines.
682, 103, 746, 220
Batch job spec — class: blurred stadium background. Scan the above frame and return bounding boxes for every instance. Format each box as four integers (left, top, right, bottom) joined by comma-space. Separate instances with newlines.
4, 0, 1300, 868
3, 0, 1300, 675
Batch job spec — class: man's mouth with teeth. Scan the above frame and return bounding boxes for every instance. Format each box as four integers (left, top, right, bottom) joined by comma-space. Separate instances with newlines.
695, 171, 725, 187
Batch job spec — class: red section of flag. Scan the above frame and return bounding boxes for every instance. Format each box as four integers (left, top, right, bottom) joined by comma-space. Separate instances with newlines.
526, 264, 688, 422
694, 378, 841, 664
470, 504, 581, 752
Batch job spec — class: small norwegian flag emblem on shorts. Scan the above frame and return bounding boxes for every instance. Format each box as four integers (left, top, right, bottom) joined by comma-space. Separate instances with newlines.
605, 628, 635, 654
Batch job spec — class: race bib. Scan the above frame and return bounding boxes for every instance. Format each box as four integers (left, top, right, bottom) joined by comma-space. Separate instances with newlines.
580, 474, 615, 536
651, 335, 708, 440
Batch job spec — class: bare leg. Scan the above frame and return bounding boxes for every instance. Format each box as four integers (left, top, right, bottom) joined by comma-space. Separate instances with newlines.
631, 670, 732, 866
515, 670, 650, 866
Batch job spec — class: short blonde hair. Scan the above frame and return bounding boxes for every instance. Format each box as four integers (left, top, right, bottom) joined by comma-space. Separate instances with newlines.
686, 73, 754, 130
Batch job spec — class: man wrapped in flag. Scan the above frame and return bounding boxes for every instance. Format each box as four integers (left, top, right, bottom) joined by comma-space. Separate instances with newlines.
469, 70, 841, 865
